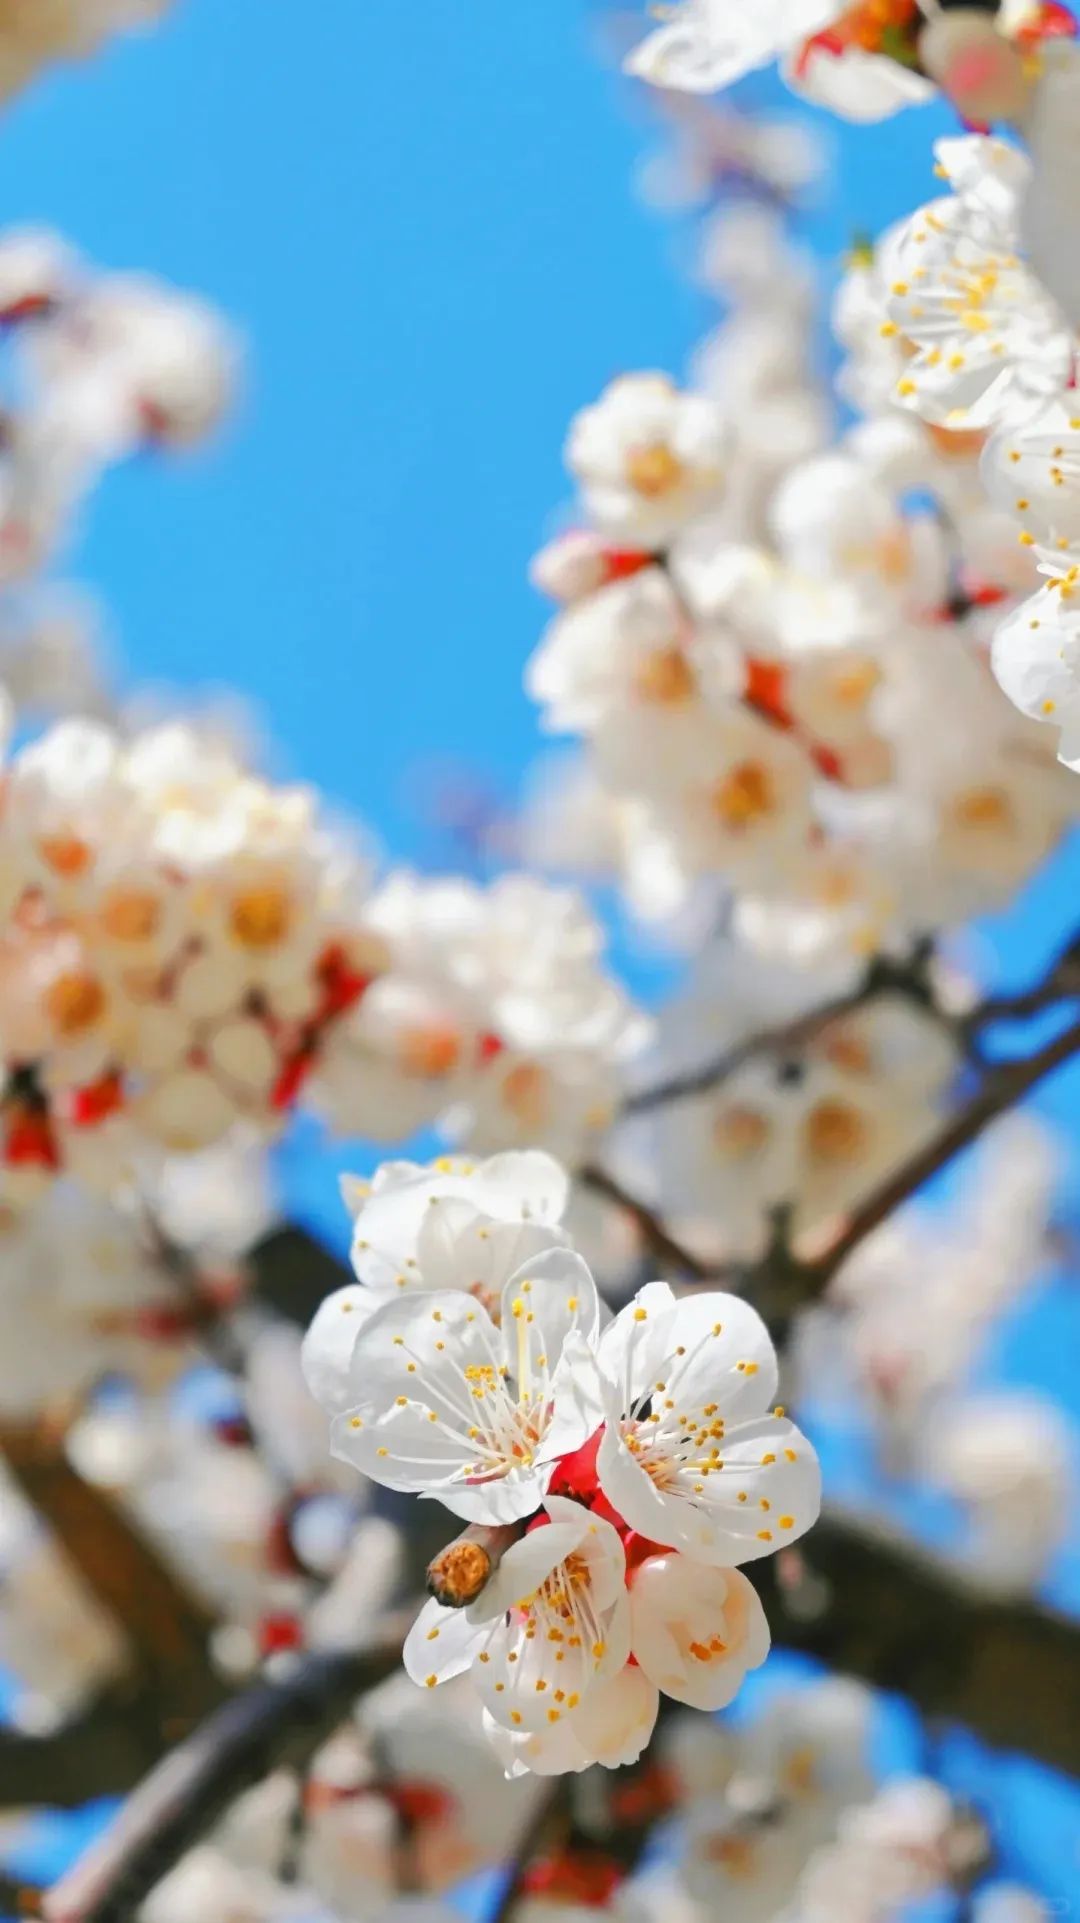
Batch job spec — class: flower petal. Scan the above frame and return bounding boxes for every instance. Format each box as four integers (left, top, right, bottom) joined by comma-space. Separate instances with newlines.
301, 1284, 380, 1415
499, 1247, 602, 1393
403, 1596, 487, 1688
329, 1291, 552, 1522
629, 1555, 770, 1711
416, 1200, 570, 1304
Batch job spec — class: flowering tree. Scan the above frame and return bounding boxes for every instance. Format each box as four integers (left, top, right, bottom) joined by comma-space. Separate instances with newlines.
0, 6, 1078, 1923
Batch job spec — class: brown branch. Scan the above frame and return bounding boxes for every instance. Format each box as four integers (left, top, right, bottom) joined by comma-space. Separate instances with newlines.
579, 1163, 717, 1278
793, 1011, 1080, 1303
0, 1691, 175, 1808
622, 976, 881, 1116
759, 1508, 1080, 1780
491, 1778, 573, 1923
0, 1425, 225, 1747
43, 1639, 403, 1923
623, 930, 1080, 1120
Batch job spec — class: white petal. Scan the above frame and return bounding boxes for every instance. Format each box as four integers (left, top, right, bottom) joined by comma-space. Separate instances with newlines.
499, 1247, 602, 1392
537, 1332, 606, 1468
629, 1554, 770, 1711
416, 1200, 570, 1303
403, 1596, 487, 1688
301, 1284, 380, 1415
571, 1663, 660, 1770
329, 1291, 552, 1522
467, 1150, 570, 1222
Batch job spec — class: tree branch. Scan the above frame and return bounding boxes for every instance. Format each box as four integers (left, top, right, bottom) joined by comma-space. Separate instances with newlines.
42, 1640, 403, 1923
578, 1163, 717, 1278
0, 1691, 175, 1808
760, 1508, 1080, 1780
790, 1010, 1080, 1305
621, 947, 947, 1117
0, 1425, 225, 1747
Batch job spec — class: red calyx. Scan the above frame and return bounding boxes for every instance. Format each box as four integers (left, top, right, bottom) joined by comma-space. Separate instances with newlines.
522, 1850, 624, 1907
212, 1413, 254, 1448
1015, 2, 1078, 47
258, 1611, 305, 1656
316, 943, 373, 1020
611, 1760, 679, 1825
744, 657, 792, 730
792, 25, 849, 74
271, 1047, 315, 1111
387, 1780, 455, 1826
133, 1303, 199, 1342
601, 547, 654, 586
1, 295, 57, 324
5, 1110, 59, 1169
547, 1428, 624, 1529
67, 1071, 124, 1128
477, 1030, 505, 1064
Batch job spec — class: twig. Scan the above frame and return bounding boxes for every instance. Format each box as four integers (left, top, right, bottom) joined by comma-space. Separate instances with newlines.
0, 1692, 177, 1808
622, 977, 879, 1116
622, 948, 947, 1118
491, 1778, 573, 1923
579, 1163, 718, 1279
796, 1011, 1080, 1300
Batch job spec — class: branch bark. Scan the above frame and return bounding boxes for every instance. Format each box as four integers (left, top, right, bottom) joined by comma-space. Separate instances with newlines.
787, 1010, 1080, 1306
579, 1163, 717, 1279
760, 1508, 1080, 1779
0, 1425, 224, 1746
43, 1641, 403, 1923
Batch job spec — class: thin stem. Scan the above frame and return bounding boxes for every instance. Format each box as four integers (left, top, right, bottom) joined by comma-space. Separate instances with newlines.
622, 976, 879, 1116
579, 1163, 719, 1278
491, 1778, 573, 1923
799, 1011, 1080, 1298
622, 945, 948, 1117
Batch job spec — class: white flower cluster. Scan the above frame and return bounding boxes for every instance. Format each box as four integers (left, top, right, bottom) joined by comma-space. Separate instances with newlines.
0, 0, 172, 105
528, 195, 1079, 973
625, 0, 1073, 131
619, 9, 1080, 793
0, 227, 236, 728
303, 1151, 821, 1778
0, 228, 235, 569
656, 1680, 993, 1923
0, 708, 643, 1205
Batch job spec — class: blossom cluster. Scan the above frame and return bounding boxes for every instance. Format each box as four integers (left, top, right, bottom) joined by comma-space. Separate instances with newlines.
620, 4, 1080, 796
528, 191, 1080, 966
626, 0, 1077, 132
303, 1151, 821, 1777
0, 710, 643, 1204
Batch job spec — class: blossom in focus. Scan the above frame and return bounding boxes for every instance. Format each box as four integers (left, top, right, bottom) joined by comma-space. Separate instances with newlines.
327, 1247, 604, 1523
405, 1495, 633, 1735
592, 1281, 820, 1564
302, 1150, 572, 1413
